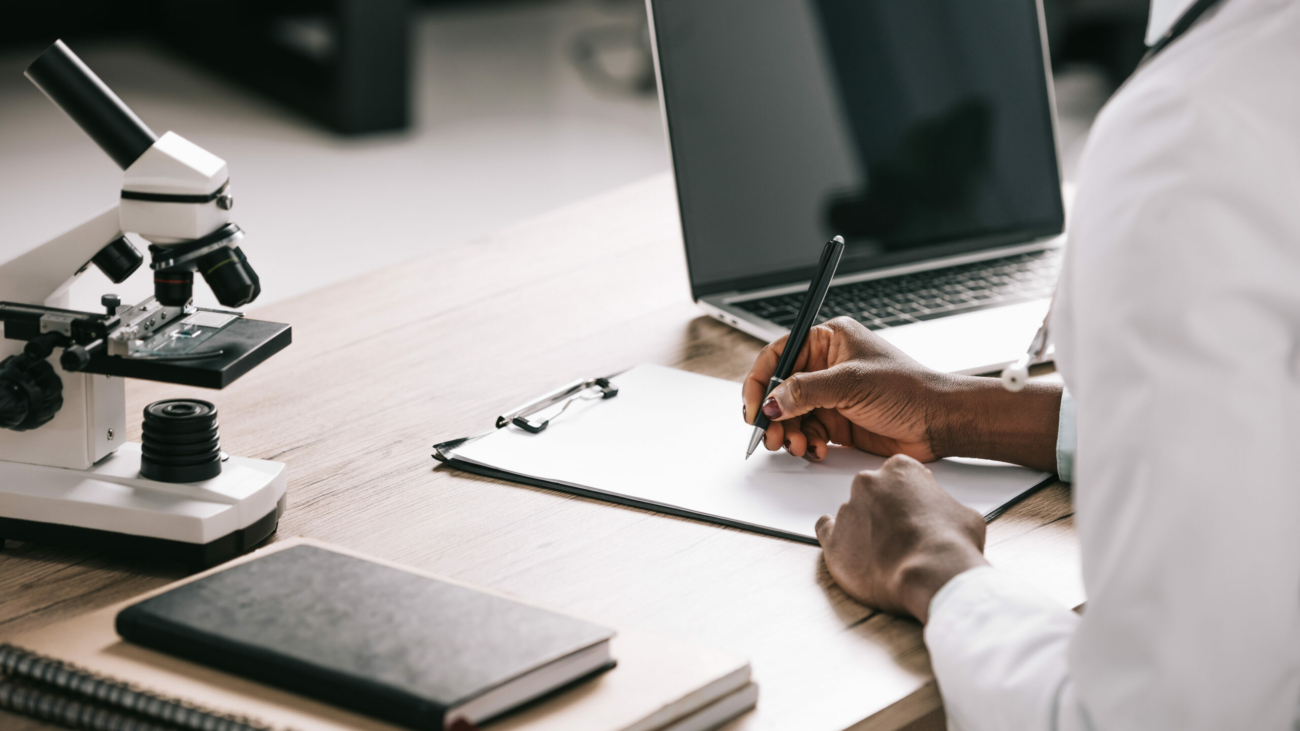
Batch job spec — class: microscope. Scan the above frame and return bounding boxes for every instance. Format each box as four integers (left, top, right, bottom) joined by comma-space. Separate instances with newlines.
0, 41, 290, 567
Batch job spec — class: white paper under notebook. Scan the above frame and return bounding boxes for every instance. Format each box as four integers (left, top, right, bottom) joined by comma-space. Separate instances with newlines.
447, 364, 1053, 543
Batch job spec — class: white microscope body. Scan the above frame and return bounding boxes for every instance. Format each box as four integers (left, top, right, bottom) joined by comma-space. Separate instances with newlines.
0, 41, 288, 567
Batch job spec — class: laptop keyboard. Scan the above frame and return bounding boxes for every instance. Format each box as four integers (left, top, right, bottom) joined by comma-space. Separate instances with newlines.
733, 248, 1062, 331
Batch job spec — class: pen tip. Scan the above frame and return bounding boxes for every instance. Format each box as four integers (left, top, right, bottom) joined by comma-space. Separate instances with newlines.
832, 235, 844, 244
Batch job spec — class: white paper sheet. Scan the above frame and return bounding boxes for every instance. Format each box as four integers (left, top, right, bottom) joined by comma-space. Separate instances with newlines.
453, 364, 1052, 542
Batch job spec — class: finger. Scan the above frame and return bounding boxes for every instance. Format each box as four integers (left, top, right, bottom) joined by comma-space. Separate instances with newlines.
763, 419, 786, 452
824, 315, 912, 364
815, 514, 835, 545
802, 417, 830, 461
745, 326, 835, 423
811, 407, 855, 447
743, 335, 789, 423
782, 418, 809, 456
764, 365, 855, 423
850, 429, 909, 459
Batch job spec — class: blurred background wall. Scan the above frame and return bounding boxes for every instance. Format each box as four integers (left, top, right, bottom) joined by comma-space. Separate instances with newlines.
0, 0, 1149, 312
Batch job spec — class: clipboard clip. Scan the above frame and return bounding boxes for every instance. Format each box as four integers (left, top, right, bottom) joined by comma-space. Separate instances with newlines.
496, 376, 618, 434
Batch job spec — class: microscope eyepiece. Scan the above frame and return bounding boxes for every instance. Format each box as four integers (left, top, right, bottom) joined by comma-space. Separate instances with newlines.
91, 236, 144, 284
25, 40, 158, 170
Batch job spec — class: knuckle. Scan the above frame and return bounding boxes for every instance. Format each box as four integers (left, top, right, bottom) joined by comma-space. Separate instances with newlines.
853, 469, 877, 484
786, 373, 809, 405
835, 501, 852, 520
815, 514, 833, 539
884, 453, 921, 472
829, 315, 858, 332
851, 470, 878, 494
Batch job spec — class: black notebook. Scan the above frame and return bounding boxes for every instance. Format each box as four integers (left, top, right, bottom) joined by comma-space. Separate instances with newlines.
115, 544, 615, 731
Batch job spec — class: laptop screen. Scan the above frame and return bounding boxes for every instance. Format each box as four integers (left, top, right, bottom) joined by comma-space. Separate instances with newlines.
650, 0, 1065, 299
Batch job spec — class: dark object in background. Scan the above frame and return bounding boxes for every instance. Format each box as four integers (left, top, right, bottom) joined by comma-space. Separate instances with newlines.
2, 0, 1142, 135
1044, 0, 1152, 86
154, 0, 410, 135
3, 0, 410, 136
571, 11, 656, 96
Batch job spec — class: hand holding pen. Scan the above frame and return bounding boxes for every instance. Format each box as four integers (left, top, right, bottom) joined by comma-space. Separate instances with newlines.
742, 290, 1063, 470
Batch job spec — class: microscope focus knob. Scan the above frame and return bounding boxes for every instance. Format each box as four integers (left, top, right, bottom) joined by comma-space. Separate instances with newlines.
0, 354, 63, 431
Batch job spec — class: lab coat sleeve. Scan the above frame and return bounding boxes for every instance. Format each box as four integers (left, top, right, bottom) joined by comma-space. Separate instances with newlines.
925, 567, 1080, 731
925, 27, 1300, 730
1057, 79, 1300, 731
1055, 388, 1076, 483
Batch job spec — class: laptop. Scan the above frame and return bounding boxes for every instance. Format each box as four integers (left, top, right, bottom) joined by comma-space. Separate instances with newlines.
646, 0, 1065, 375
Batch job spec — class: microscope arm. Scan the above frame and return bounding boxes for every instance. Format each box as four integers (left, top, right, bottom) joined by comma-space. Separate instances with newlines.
0, 207, 123, 315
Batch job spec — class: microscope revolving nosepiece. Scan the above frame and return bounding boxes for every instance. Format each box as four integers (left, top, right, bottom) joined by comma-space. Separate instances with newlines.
149, 224, 261, 308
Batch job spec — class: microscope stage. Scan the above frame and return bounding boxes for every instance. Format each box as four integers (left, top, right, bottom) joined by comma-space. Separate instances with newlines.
82, 317, 291, 389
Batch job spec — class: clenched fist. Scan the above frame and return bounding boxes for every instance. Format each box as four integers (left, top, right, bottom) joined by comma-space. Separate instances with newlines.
816, 455, 988, 622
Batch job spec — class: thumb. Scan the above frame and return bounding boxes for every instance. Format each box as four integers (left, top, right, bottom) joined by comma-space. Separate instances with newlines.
765, 367, 853, 421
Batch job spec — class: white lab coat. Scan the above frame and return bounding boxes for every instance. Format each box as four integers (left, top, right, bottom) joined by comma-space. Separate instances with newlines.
923, 0, 1300, 729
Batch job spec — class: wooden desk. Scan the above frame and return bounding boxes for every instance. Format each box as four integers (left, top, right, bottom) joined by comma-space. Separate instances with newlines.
0, 174, 1082, 731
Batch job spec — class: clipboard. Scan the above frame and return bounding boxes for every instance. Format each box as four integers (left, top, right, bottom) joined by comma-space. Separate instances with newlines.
433, 365, 1055, 545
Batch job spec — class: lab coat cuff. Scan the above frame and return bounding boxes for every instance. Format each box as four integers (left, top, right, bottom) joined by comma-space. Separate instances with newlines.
925, 565, 1076, 660
926, 565, 998, 628
1056, 387, 1077, 483
924, 566, 1079, 731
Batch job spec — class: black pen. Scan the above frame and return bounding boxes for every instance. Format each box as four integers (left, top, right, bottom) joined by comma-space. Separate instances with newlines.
746, 235, 846, 459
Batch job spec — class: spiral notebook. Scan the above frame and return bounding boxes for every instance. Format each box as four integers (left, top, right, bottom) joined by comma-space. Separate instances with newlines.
435, 364, 1055, 543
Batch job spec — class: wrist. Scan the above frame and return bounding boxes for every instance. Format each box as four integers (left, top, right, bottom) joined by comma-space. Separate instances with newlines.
897, 543, 988, 623
926, 375, 1062, 472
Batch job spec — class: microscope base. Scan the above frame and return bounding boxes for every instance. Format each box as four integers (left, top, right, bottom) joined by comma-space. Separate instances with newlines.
0, 443, 287, 568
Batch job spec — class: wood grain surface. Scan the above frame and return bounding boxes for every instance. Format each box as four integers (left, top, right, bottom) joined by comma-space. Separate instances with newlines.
0, 174, 1081, 731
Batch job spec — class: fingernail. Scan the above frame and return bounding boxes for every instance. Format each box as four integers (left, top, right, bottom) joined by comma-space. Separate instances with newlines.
805, 448, 821, 462
783, 439, 791, 452
762, 396, 782, 419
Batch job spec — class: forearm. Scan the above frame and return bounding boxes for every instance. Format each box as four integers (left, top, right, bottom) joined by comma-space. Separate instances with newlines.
928, 376, 1062, 472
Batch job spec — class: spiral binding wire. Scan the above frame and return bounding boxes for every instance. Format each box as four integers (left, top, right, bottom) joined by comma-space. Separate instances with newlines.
0, 644, 276, 731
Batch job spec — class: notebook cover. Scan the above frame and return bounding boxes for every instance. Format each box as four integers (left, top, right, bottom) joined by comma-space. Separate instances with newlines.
115, 544, 615, 730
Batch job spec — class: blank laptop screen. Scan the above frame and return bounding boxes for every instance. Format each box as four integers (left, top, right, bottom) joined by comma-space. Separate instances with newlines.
650, 0, 1065, 299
